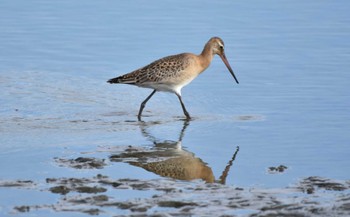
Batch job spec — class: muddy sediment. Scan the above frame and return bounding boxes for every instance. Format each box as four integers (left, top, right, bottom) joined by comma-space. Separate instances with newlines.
268, 165, 288, 174
3, 144, 346, 216
54, 157, 107, 169
4, 175, 350, 216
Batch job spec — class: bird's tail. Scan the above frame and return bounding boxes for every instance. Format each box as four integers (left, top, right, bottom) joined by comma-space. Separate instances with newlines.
107, 77, 121, 84
107, 73, 137, 84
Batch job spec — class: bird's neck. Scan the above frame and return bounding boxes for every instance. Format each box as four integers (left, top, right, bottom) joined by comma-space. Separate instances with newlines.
199, 44, 214, 71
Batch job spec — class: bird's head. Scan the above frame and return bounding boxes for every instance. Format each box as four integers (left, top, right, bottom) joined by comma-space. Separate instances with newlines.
207, 37, 239, 84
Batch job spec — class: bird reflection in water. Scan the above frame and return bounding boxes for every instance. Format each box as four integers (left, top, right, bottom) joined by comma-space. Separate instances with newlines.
110, 121, 239, 184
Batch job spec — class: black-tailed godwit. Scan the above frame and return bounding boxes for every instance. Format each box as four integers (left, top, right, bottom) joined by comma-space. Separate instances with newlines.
107, 37, 239, 120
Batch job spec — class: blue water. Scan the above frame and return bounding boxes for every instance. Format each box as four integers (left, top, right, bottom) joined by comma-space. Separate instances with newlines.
1, 0, 350, 215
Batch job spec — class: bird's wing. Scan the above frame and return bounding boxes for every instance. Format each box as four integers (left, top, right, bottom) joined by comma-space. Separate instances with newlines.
115, 53, 191, 85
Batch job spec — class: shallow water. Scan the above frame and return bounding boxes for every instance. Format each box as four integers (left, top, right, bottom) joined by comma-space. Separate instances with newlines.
1, 0, 350, 216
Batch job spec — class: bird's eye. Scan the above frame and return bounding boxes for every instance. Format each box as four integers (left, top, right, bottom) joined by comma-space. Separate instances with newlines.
219, 45, 224, 50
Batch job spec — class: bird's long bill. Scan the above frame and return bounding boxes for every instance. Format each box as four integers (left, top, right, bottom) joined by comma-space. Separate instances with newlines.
220, 53, 239, 84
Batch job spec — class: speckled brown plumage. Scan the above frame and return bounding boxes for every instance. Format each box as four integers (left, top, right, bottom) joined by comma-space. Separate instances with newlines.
108, 54, 192, 85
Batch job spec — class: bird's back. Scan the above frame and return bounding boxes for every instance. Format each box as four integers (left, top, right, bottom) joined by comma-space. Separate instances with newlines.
107, 53, 193, 85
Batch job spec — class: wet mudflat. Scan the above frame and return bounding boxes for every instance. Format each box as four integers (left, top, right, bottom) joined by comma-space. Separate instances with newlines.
1, 0, 350, 216
3, 175, 350, 216
1, 127, 350, 216
0, 91, 349, 216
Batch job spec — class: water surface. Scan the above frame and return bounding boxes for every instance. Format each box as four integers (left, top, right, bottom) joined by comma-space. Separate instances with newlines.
1, 0, 350, 216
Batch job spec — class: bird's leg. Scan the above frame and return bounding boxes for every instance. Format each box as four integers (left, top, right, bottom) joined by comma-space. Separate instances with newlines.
176, 93, 191, 120
138, 90, 157, 121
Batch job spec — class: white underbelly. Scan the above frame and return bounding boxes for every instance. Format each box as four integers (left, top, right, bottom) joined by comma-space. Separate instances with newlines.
139, 75, 196, 95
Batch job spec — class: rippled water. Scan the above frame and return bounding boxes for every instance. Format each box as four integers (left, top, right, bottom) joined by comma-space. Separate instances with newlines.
1, 0, 350, 216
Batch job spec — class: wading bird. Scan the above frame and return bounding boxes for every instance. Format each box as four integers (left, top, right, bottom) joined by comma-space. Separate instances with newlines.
107, 37, 239, 120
